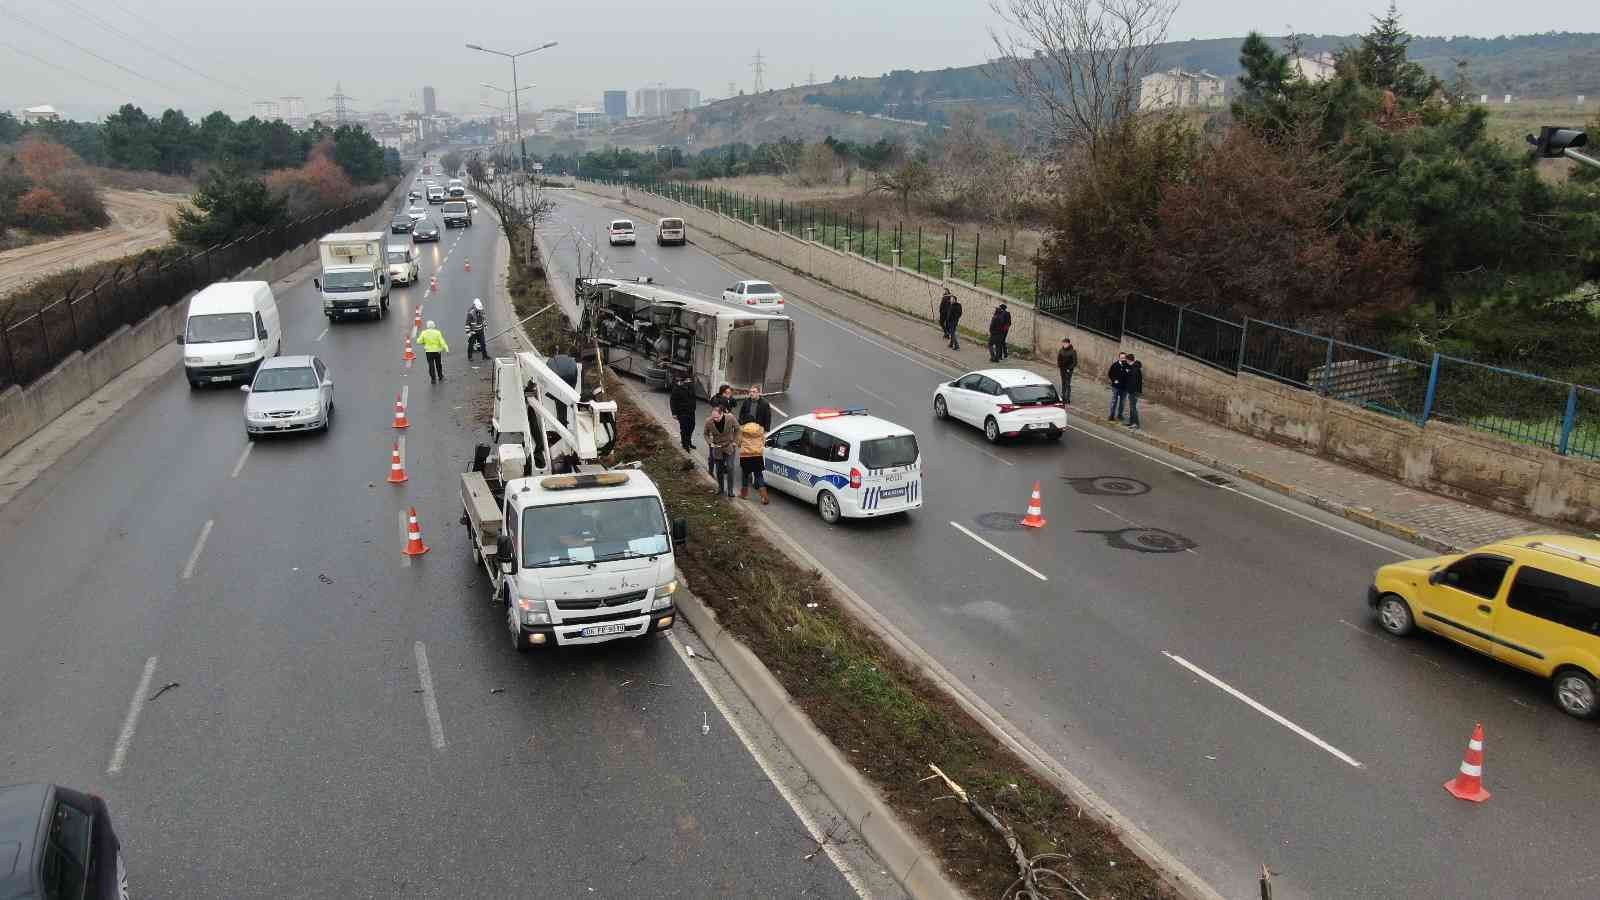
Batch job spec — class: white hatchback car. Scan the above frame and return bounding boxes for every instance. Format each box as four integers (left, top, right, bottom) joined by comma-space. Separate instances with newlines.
934, 369, 1066, 443
723, 279, 784, 308
406, 205, 427, 222
242, 355, 334, 438
607, 219, 636, 245
764, 408, 923, 523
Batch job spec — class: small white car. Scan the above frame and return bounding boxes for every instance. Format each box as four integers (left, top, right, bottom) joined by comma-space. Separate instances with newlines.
723, 279, 784, 308
764, 408, 922, 524
934, 369, 1066, 443
242, 355, 334, 438
406, 205, 427, 222
607, 219, 636, 245
387, 243, 419, 285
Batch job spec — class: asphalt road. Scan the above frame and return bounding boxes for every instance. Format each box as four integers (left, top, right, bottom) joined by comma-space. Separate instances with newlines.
542, 191, 1600, 899
0, 182, 866, 898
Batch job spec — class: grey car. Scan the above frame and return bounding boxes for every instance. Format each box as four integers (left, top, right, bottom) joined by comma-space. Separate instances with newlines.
242, 355, 333, 438
0, 783, 129, 899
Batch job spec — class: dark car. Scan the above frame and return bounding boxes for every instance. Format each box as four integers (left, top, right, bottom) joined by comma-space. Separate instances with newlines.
390, 216, 414, 234
412, 221, 440, 242
0, 783, 128, 899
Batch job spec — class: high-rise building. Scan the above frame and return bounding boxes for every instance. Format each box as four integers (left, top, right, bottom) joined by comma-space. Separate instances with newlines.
422, 86, 437, 115
662, 89, 700, 115
251, 100, 281, 121
280, 96, 306, 126
603, 90, 627, 120
632, 87, 660, 118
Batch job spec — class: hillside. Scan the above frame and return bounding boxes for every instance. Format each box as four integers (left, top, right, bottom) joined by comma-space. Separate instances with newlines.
605, 92, 926, 149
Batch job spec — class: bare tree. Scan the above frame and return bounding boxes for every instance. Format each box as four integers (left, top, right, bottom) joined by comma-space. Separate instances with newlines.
874, 159, 936, 214
988, 0, 1179, 159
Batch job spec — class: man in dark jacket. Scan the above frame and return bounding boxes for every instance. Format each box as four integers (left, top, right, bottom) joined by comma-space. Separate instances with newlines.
738, 384, 772, 430
938, 290, 952, 339
1124, 353, 1143, 429
996, 303, 1012, 359
1107, 352, 1130, 423
945, 296, 963, 349
669, 375, 697, 451
1056, 337, 1077, 404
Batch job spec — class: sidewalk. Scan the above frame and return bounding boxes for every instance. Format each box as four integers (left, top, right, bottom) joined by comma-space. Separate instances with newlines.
609, 197, 1554, 554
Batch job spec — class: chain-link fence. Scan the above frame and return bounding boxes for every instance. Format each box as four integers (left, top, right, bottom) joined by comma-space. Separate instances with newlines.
0, 194, 389, 392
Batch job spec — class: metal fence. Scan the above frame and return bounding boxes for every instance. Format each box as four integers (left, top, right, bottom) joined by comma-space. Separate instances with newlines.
602, 176, 1600, 462
0, 194, 389, 392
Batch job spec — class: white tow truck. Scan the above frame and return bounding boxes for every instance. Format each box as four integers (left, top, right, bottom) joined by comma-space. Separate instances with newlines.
460, 346, 686, 652
315, 232, 389, 321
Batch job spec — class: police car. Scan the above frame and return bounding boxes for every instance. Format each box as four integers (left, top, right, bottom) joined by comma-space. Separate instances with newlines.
763, 408, 922, 524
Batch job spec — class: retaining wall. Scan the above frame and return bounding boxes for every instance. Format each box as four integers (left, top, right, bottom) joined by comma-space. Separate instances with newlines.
582, 180, 1600, 530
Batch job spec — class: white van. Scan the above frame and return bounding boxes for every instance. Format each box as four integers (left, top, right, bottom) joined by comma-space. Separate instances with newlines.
656, 217, 686, 246
764, 407, 923, 524
179, 280, 281, 388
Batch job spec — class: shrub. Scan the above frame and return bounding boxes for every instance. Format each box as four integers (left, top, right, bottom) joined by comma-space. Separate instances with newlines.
15, 187, 69, 232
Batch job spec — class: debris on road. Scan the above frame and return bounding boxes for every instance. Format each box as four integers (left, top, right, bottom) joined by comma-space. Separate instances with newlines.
490, 688, 505, 694
148, 682, 180, 702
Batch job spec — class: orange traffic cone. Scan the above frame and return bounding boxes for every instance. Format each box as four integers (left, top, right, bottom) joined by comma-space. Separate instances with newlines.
428, 274, 438, 293
386, 441, 408, 483
413, 307, 423, 329
463, 258, 471, 272
1020, 481, 1047, 528
392, 393, 410, 430
1444, 723, 1490, 802
402, 506, 430, 556
403, 336, 416, 362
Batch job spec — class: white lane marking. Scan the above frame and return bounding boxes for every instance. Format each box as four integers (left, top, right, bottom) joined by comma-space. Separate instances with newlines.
1067, 422, 1409, 558
399, 510, 411, 568
1162, 651, 1364, 769
107, 656, 158, 774
949, 521, 1048, 581
397, 435, 406, 469
951, 436, 1013, 467
769, 403, 787, 419
400, 384, 409, 408
180, 519, 214, 580
313, 327, 329, 342
853, 384, 896, 407
229, 443, 253, 479
1093, 504, 1198, 555
414, 641, 447, 750
667, 633, 868, 898
795, 352, 823, 368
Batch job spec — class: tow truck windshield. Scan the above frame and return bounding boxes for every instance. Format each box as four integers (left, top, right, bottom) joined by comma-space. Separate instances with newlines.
322, 271, 376, 291
521, 496, 668, 568
185, 312, 255, 343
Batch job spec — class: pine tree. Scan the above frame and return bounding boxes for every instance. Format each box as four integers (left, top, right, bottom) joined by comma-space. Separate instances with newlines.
1353, 3, 1435, 100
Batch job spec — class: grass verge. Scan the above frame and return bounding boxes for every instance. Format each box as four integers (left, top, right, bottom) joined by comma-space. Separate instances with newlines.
506, 236, 1174, 899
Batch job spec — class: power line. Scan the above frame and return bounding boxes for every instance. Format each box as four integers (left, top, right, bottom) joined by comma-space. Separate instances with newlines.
0, 4, 193, 98
0, 39, 127, 96
55, 0, 248, 96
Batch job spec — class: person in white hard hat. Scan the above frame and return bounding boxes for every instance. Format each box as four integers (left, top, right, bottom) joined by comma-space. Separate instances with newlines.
465, 298, 487, 360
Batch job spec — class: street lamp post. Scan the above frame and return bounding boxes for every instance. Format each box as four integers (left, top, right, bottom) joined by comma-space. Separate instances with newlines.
466, 40, 557, 177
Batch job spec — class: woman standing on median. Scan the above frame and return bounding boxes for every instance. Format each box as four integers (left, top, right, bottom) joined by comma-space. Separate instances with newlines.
738, 418, 769, 504
703, 404, 739, 498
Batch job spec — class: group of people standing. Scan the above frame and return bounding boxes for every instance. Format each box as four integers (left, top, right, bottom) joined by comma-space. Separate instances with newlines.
935, 289, 1014, 364
671, 379, 774, 504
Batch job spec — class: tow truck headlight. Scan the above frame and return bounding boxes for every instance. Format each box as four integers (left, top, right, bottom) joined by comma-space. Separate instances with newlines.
234, 352, 257, 361
651, 579, 677, 610
517, 595, 552, 625
184, 356, 202, 364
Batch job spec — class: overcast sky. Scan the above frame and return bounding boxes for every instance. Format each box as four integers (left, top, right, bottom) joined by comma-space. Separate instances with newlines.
2, 0, 1595, 122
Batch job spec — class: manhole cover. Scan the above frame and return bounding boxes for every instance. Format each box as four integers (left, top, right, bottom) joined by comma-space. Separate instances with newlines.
1079, 527, 1197, 554
973, 512, 1029, 532
1061, 475, 1151, 497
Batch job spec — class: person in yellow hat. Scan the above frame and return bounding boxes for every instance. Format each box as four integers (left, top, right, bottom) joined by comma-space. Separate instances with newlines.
418, 320, 449, 383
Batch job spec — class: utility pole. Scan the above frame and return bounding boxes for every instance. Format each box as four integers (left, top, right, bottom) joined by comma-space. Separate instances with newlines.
751, 50, 766, 94
328, 82, 352, 126
808, 66, 816, 85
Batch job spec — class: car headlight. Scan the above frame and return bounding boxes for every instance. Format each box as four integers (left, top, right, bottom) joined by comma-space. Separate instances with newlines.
651, 579, 677, 610
249, 411, 268, 421
184, 356, 202, 364
298, 405, 320, 416
234, 352, 257, 361
518, 596, 552, 625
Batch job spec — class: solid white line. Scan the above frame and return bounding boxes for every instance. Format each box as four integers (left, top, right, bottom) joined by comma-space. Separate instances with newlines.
666, 633, 868, 899
181, 519, 214, 580
400, 384, 409, 407
397, 435, 406, 468
107, 656, 157, 774
1162, 651, 1364, 768
229, 443, 253, 479
795, 352, 824, 368
953, 437, 1013, 467
313, 327, 329, 342
414, 641, 447, 750
399, 510, 411, 568
854, 384, 897, 407
768, 403, 788, 419
949, 521, 1048, 581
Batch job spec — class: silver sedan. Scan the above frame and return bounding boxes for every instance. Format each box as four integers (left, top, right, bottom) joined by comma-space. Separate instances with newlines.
242, 355, 334, 438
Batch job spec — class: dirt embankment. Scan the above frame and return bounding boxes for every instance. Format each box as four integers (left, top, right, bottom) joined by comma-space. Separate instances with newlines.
0, 189, 188, 297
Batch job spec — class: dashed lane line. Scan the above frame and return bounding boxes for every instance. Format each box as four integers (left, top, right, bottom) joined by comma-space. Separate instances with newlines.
106, 656, 158, 774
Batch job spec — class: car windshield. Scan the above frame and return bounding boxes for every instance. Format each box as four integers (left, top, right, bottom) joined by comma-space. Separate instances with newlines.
185, 312, 255, 343
252, 366, 318, 392
387, 251, 410, 263
746, 283, 777, 295
1006, 384, 1060, 404
443, 203, 466, 212
860, 435, 919, 469
522, 496, 669, 568
323, 271, 375, 291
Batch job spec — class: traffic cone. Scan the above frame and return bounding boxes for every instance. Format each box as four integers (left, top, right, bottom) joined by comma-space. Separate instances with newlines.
1444, 723, 1491, 802
402, 506, 430, 556
403, 336, 416, 362
428, 274, 438, 293
392, 393, 410, 430
463, 258, 471, 272
386, 441, 408, 483
1020, 481, 1047, 528
413, 307, 423, 329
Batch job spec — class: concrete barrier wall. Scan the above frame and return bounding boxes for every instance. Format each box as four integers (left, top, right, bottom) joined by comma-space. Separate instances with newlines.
0, 189, 401, 460
583, 180, 1600, 530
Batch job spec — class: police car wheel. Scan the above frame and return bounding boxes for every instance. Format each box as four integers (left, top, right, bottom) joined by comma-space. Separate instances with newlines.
818, 491, 841, 525
934, 395, 948, 419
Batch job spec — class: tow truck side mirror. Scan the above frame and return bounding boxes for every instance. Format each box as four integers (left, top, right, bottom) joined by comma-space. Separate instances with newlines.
175, 334, 185, 345
313, 277, 321, 290
671, 518, 688, 546
496, 534, 516, 573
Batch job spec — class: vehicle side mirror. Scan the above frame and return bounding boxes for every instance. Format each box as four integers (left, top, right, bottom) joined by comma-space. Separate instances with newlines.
496, 534, 516, 572
239, 384, 251, 393
671, 518, 688, 546
323, 378, 334, 388
175, 334, 185, 344
313, 277, 321, 289
258, 329, 268, 340
1428, 571, 1443, 585
765, 437, 777, 447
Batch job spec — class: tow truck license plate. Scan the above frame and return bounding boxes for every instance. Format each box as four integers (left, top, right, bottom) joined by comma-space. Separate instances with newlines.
210, 376, 231, 382
580, 623, 628, 637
